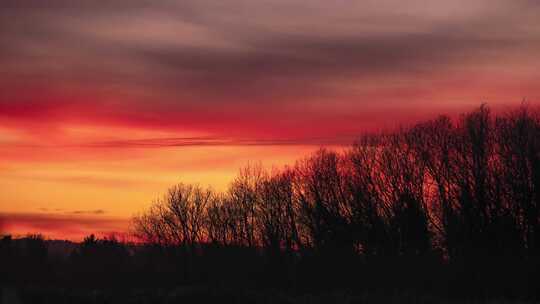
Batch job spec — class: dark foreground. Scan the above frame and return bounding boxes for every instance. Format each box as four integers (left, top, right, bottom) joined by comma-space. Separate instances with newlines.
2, 106, 540, 303
2, 286, 537, 304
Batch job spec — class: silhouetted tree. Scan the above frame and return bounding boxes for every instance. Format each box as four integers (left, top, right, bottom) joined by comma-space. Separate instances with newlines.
127, 104, 540, 298
70, 234, 130, 286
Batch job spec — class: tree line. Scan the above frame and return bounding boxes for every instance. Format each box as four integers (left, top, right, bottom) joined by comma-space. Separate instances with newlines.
1, 104, 539, 300
134, 105, 539, 258
126, 105, 540, 298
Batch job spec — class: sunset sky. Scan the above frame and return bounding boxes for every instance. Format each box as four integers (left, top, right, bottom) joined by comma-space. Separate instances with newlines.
1, 0, 539, 240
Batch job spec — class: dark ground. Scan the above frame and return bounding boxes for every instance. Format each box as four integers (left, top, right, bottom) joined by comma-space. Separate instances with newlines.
2, 286, 537, 304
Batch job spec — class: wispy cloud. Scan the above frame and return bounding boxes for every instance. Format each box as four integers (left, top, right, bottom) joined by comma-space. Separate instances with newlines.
70, 209, 106, 215
80, 135, 359, 148
2, 135, 360, 149
37, 207, 106, 216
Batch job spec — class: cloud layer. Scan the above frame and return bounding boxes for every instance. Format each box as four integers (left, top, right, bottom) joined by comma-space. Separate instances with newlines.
2, 0, 539, 140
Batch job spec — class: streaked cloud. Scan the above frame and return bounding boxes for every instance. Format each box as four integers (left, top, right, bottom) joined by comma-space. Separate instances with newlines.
1, 0, 539, 138
71, 209, 106, 215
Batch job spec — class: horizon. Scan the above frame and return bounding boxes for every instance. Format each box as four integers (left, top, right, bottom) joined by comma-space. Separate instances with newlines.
2, 0, 540, 241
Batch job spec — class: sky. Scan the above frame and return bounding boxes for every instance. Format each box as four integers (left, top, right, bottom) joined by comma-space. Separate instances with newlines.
1, 0, 539, 240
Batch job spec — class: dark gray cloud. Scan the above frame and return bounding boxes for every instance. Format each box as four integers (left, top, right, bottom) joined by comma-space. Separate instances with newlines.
71, 209, 106, 215
80, 135, 359, 148
37, 207, 105, 215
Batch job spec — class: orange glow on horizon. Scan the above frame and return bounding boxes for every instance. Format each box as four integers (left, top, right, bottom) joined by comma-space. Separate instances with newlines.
0, 122, 337, 239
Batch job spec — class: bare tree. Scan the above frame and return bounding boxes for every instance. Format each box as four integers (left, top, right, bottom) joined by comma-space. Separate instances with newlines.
294, 149, 353, 253
133, 183, 214, 249
228, 164, 265, 248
